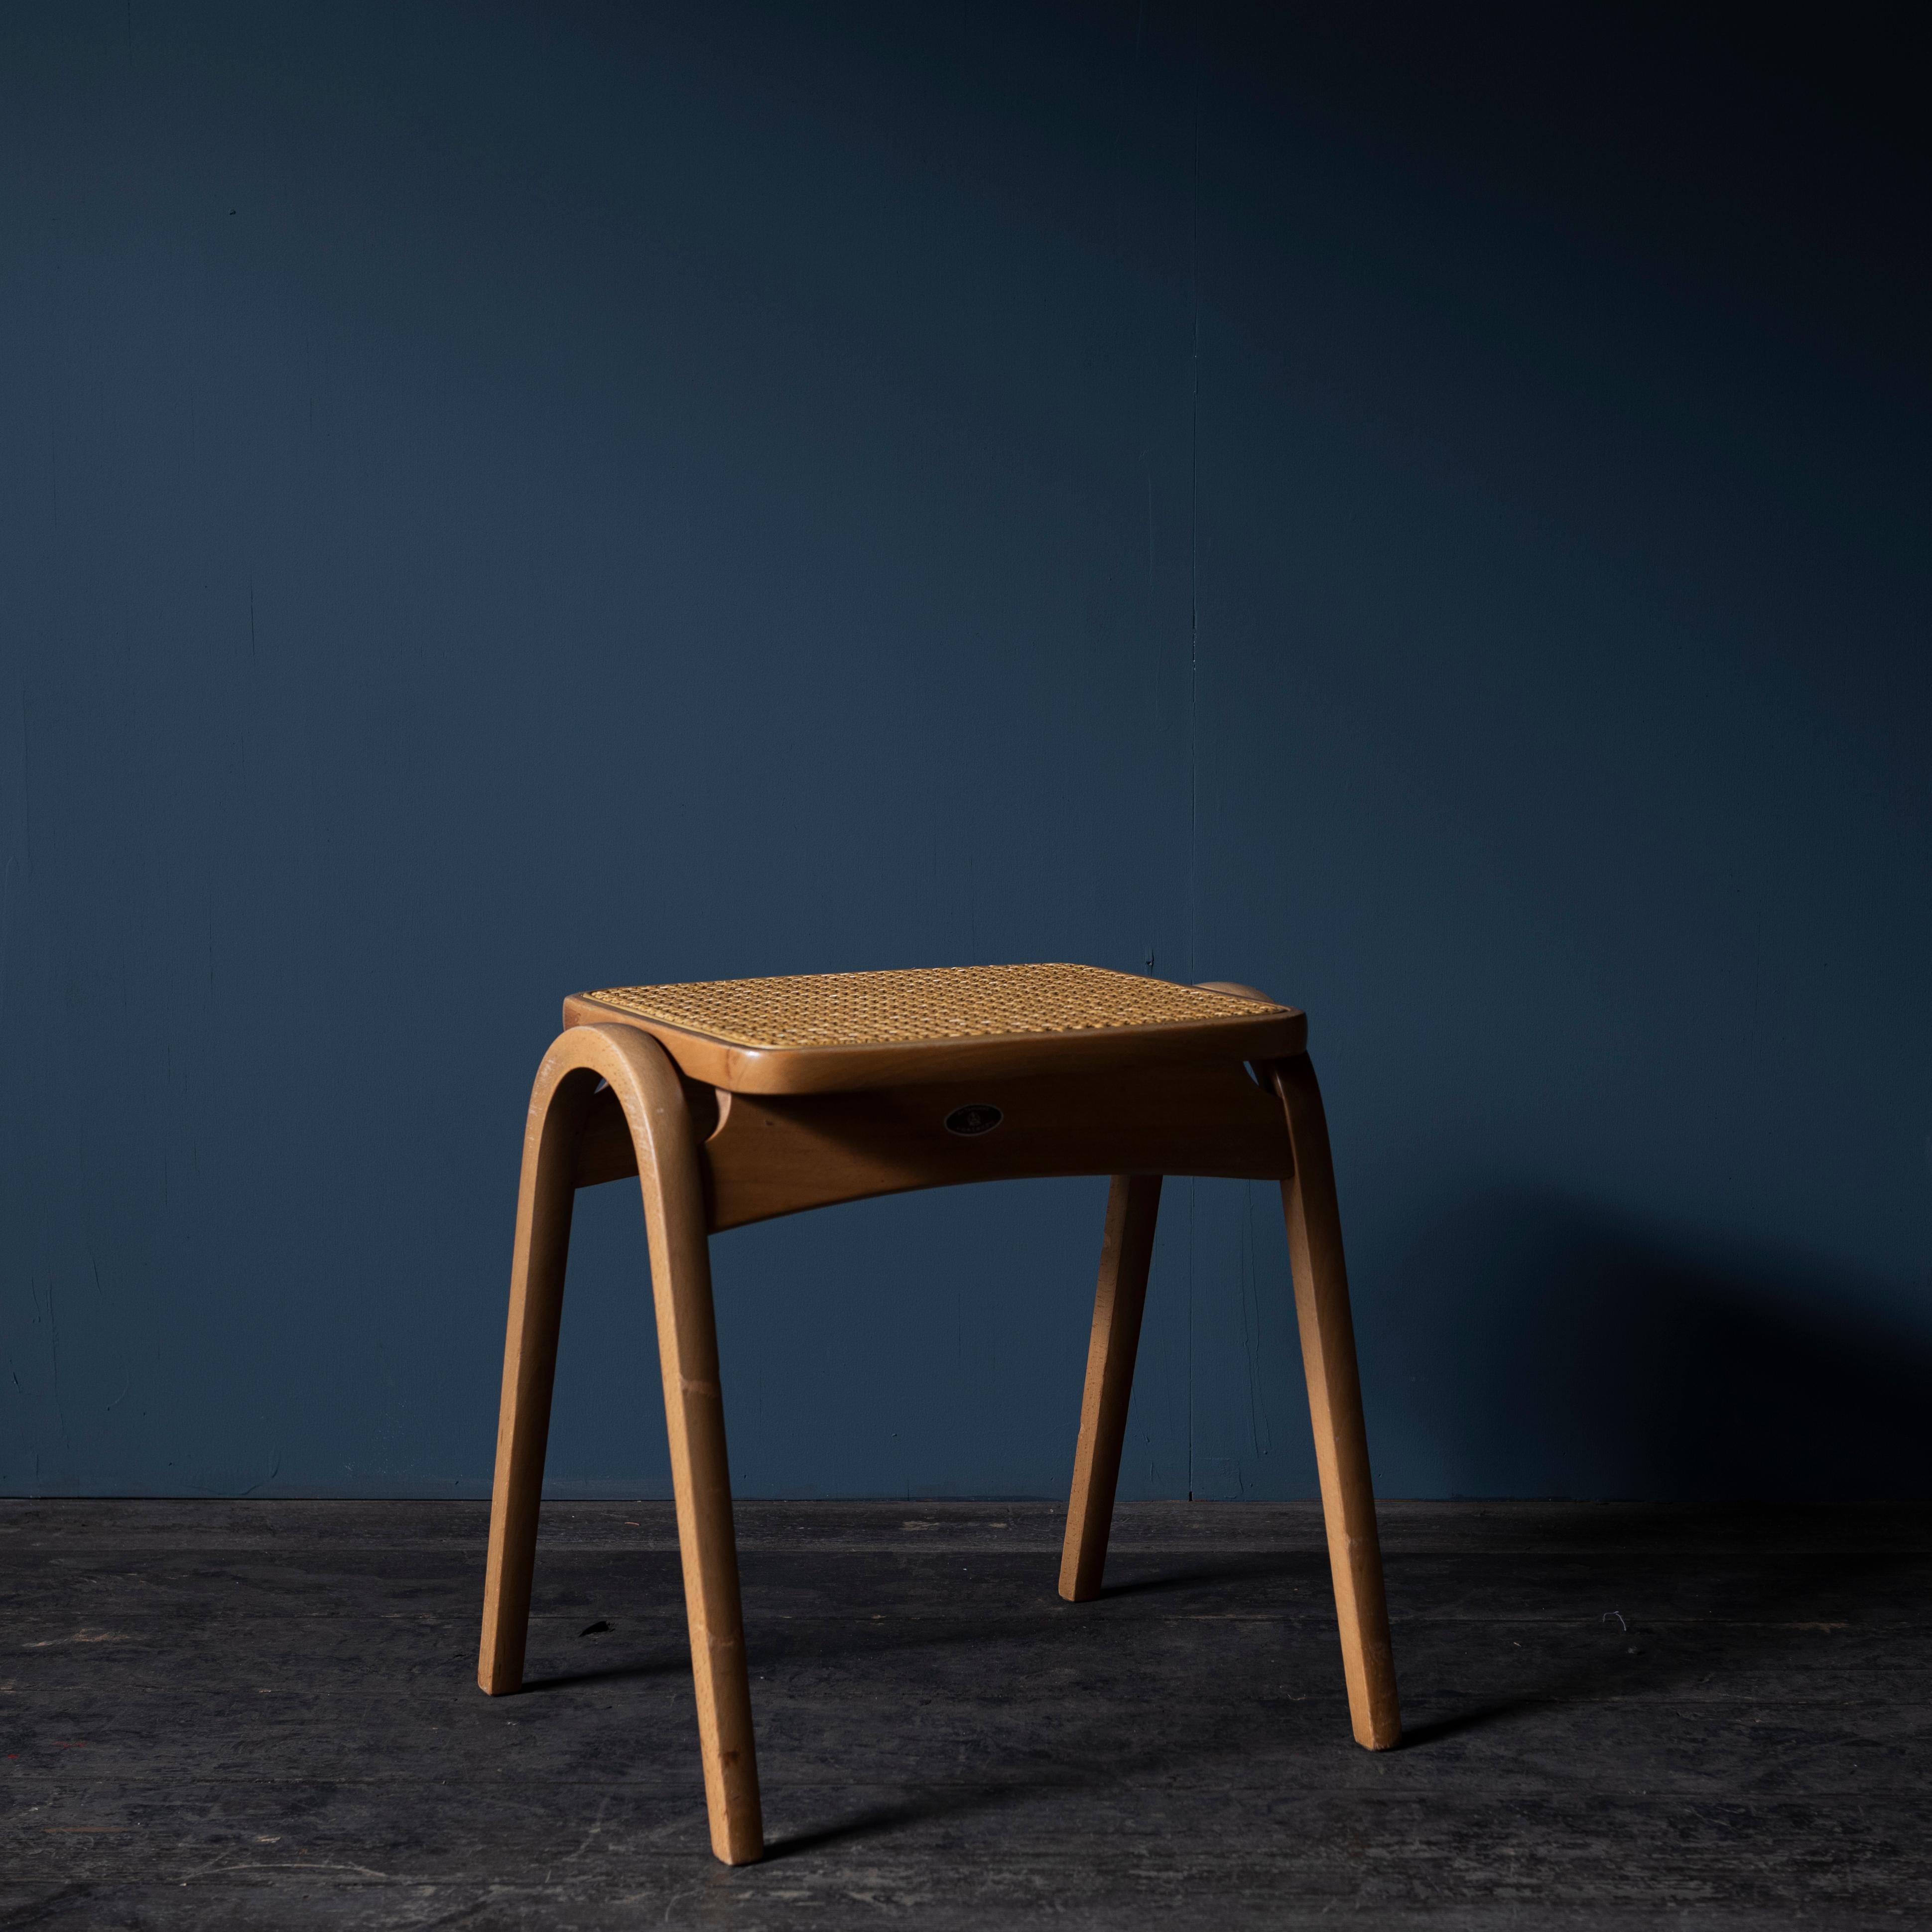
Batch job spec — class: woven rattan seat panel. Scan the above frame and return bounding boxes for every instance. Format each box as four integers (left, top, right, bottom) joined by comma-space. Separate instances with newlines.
581, 963, 1284, 1051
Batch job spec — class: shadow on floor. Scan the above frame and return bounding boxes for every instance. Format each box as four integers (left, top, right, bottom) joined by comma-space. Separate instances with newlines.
1362, 1188, 1932, 1746
544, 1192, 1932, 1850
520, 1655, 689, 1693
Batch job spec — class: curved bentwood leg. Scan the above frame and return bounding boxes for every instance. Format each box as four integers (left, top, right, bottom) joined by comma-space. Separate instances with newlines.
1264, 1053, 1402, 1750
1059, 1174, 1163, 1601
477, 1025, 764, 1865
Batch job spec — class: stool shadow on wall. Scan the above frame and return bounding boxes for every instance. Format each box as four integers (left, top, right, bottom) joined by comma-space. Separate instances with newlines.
1383, 1187, 1932, 1502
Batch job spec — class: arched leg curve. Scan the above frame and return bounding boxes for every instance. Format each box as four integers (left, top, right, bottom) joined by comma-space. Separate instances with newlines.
477, 1024, 763, 1865
1264, 1053, 1402, 1750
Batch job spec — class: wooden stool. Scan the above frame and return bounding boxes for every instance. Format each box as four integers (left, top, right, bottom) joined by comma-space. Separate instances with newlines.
477, 963, 1400, 1865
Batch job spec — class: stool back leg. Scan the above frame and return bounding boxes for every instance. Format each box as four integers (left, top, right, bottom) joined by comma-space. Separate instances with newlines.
1059, 1173, 1163, 1602
1266, 1054, 1403, 1749
478, 1062, 596, 1696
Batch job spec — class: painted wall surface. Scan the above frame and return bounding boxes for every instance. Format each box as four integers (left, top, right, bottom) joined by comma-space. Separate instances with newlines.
2, 3, 1927, 1499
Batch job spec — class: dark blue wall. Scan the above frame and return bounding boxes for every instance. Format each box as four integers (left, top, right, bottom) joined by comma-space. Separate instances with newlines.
3, 3, 1927, 1499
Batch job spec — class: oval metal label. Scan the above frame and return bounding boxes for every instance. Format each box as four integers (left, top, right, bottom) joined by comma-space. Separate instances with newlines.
944, 1103, 1004, 1137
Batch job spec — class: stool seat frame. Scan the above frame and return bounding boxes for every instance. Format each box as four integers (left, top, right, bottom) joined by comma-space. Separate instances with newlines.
477, 977, 1400, 1865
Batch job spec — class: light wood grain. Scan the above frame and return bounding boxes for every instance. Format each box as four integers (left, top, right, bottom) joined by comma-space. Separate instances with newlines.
478, 1025, 764, 1864
563, 989, 1305, 1094
483, 975, 1398, 1864
1058, 1174, 1163, 1601
570, 1075, 717, 1190
1263, 1052, 1402, 1750
1194, 979, 1278, 1005
571, 1058, 1289, 1230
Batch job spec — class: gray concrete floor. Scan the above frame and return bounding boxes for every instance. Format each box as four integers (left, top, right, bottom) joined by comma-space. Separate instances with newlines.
2, 1498, 1927, 1929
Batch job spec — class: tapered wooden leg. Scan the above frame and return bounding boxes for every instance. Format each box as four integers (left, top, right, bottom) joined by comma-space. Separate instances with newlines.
1059, 1173, 1163, 1602
478, 1064, 597, 1697
476, 1025, 763, 1864
597, 1027, 761, 1863
1265, 1053, 1401, 1749
632, 1079, 763, 1866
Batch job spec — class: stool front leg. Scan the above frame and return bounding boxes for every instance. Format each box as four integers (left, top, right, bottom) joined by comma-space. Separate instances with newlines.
477, 1026, 763, 1864
1266, 1053, 1402, 1749
1059, 1173, 1163, 1602
638, 1130, 762, 1864
595, 1027, 764, 1866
